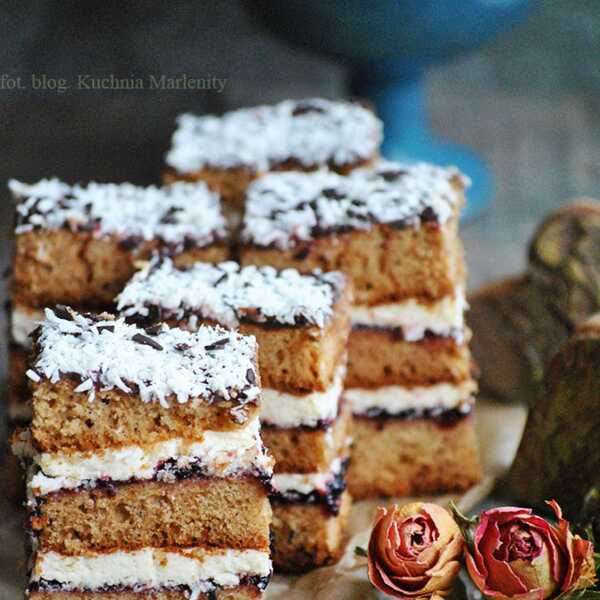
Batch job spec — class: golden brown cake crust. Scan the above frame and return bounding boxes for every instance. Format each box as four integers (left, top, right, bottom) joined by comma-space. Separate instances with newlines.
241, 218, 464, 305
346, 327, 472, 388
13, 229, 229, 309
262, 405, 351, 474
271, 491, 351, 573
31, 379, 259, 453
29, 585, 265, 600
347, 414, 482, 499
32, 477, 271, 555
237, 290, 350, 394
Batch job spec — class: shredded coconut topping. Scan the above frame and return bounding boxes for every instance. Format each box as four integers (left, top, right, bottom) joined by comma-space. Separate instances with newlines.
117, 258, 345, 329
241, 161, 469, 250
165, 98, 382, 173
9, 178, 227, 248
28, 307, 260, 410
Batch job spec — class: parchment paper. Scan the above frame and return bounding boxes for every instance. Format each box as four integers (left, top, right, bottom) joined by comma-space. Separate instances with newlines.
0, 400, 527, 600
265, 400, 527, 600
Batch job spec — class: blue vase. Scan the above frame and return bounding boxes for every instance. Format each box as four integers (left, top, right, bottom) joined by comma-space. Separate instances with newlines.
250, 0, 534, 219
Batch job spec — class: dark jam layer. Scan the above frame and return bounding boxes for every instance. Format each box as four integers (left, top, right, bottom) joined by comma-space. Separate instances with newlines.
29, 462, 272, 507
29, 574, 271, 597
355, 402, 473, 429
352, 324, 464, 344
269, 458, 349, 516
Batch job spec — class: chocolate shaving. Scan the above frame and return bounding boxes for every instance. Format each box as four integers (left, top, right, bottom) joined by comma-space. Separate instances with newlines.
204, 338, 229, 351
292, 102, 324, 116
322, 188, 345, 200
381, 169, 407, 182
144, 324, 163, 336
246, 368, 256, 385
96, 325, 115, 334
53, 305, 74, 321
159, 206, 182, 225
131, 333, 163, 351
214, 272, 228, 285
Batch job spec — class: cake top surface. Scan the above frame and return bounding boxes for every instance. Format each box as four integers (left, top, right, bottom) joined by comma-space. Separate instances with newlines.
10, 178, 227, 248
117, 258, 346, 329
165, 97, 382, 173
241, 161, 469, 250
27, 307, 260, 410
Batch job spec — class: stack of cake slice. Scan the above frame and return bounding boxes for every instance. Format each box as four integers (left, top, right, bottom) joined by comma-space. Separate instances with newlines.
164, 98, 382, 213
116, 258, 353, 572
16, 306, 273, 599
6, 178, 229, 425
239, 162, 482, 498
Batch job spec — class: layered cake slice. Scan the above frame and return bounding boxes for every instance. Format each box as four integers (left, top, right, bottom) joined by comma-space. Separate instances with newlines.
6, 178, 231, 467
164, 98, 382, 209
9, 178, 229, 309
239, 162, 482, 498
16, 307, 273, 599
117, 259, 353, 572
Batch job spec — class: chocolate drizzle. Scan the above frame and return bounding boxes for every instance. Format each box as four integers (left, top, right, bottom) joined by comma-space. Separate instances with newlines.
241, 162, 468, 250
117, 258, 345, 330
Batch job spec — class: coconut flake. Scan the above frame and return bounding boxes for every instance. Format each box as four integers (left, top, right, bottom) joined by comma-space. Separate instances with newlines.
241, 161, 469, 250
31, 308, 260, 411
165, 98, 382, 173
117, 258, 346, 329
9, 179, 227, 249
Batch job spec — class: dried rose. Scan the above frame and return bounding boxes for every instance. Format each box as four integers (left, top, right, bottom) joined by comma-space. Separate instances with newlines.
367, 502, 464, 600
465, 500, 595, 600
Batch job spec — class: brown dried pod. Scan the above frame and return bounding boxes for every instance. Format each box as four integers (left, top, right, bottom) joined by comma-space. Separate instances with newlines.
505, 314, 600, 519
467, 199, 600, 405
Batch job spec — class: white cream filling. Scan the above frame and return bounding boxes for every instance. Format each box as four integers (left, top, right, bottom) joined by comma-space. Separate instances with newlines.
19, 418, 272, 496
351, 289, 466, 340
11, 305, 44, 347
32, 548, 271, 594
345, 380, 477, 416
260, 367, 344, 428
271, 457, 345, 496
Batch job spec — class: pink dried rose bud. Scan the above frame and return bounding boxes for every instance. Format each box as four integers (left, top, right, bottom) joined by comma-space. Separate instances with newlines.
367, 502, 464, 600
465, 500, 595, 600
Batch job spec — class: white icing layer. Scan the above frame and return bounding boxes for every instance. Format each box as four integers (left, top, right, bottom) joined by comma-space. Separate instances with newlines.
260, 367, 344, 428
165, 98, 382, 173
117, 258, 345, 329
19, 418, 272, 496
29, 308, 260, 410
345, 381, 477, 416
10, 179, 226, 248
242, 161, 468, 250
351, 290, 466, 340
11, 305, 44, 347
271, 457, 345, 496
32, 548, 271, 594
